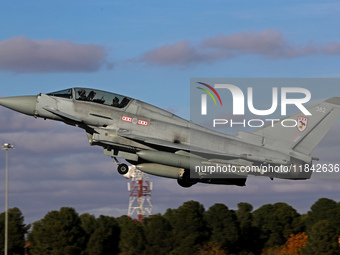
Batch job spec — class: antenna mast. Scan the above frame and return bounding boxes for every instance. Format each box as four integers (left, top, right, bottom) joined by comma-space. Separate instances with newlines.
127, 168, 153, 222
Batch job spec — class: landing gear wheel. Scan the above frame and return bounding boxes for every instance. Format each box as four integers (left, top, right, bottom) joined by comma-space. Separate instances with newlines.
117, 163, 129, 175
177, 178, 193, 188
177, 171, 197, 188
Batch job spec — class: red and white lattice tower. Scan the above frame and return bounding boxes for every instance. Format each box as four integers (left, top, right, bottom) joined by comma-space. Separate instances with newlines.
127, 168, 153, 222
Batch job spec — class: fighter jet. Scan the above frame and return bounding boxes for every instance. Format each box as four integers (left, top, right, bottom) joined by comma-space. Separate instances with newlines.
0, 88, 339, 187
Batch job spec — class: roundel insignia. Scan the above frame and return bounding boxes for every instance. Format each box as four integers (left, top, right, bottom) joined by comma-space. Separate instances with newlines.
132, 118, 138, 124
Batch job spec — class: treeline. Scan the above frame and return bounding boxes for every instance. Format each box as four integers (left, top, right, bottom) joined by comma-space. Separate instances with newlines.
1, 198, 340, 255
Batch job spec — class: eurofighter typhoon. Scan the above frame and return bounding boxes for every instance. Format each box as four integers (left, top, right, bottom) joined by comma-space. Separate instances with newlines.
0, 87, 339, 187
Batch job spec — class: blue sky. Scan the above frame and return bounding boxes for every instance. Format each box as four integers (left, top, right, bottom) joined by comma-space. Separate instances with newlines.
1, 1, 340, 223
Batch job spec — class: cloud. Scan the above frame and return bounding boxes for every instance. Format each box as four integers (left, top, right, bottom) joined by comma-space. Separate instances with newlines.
0, 36, 111, 73
136, 29, 340, 67
137, 41, 206, 66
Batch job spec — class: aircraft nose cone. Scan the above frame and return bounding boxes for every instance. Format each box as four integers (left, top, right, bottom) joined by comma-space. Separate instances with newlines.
0, 95, 37, 116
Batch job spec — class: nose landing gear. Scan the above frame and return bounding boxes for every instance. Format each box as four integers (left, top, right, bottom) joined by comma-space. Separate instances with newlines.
117, 163, 129, 175
112, 156, 129, 175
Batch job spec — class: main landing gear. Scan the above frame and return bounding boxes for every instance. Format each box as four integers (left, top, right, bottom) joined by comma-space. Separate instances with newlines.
177, 170, 197, 188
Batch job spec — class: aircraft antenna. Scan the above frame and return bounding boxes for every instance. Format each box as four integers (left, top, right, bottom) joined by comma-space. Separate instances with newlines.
127, 169, 153, 222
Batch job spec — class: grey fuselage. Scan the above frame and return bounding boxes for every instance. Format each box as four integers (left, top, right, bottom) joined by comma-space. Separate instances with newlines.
1, 87, 320, 187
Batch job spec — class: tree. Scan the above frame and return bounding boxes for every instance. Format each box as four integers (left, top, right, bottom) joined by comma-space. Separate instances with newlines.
280, 232, 307, 255
252, 203, 303, 249
304, 220, 340, 255
204, 203, 240, 253
165, 201, 207, 255
80, 213, 97, 238
117, 215, 145, 255
0, 207, 30, 255
305, 198, 339, 229
304, 198, 340, 254
28, 207, 85, 255
195, 242, 227, 255
86, 215, 120, 255
144, 214, 173, 255
236, 202, 257, 254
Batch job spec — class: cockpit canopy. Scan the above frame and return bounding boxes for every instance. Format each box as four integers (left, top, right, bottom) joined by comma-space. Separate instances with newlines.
47, 88, 131, 109
47, 88, 73, 99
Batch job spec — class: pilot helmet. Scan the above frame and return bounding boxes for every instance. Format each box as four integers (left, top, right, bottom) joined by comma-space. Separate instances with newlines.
78, 89, 86, 96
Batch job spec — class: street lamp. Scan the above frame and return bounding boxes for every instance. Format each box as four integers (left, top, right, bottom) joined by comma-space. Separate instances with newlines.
2, 143, 14, 255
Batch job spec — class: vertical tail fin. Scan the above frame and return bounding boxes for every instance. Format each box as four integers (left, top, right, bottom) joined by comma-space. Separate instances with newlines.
253, 97, 340, 155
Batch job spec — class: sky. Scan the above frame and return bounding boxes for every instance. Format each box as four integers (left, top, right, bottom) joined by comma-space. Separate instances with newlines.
0, 0, 340, 224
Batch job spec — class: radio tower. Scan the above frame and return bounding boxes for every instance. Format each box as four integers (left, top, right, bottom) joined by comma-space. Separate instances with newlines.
127, 167, 153, 222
